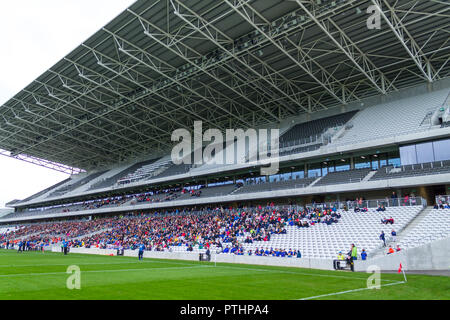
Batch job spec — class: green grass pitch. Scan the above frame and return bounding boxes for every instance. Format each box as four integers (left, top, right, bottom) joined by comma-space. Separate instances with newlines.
0, 249, 448, 300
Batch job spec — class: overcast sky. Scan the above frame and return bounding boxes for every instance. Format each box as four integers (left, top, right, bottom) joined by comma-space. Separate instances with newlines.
0, 0, 136, 208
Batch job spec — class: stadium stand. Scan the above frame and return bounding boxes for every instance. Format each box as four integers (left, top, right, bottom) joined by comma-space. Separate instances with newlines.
1, 200, 425, 261
230, 206, 423, 259
279, 143, 322, 157
335, 89, 450, 145
10, 183, 240, 218
0, 226, 19, 235
370, 161, 450, 181
0, 0, 449, 276
88, 157, 189, 191
233, 177, 317, 195
3, 195, 137, 220
395, 207, 450, 251
279, 111, 358, 147
189, 184, 238, 198
87, 160, 157, 191
47, 171, 108, 197
116, 157, 165, 185
314, 168, 372, 186
5, 156, 450, 221
150, 162, 192, 179
5, 85, 449, 210
132, 190, 181, 204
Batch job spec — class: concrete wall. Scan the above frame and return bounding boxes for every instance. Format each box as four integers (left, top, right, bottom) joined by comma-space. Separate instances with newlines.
54, 237, 450, 272
58, 247, 333, 270
355, 237, 450, 272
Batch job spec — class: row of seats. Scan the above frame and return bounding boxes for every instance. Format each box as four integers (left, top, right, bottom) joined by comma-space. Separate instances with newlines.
150, 162, 192, 179
279, 143, 322, 157
370, 161, 450, 181
47, 170, 107, 198
336, 89, 449, 145
233, 177, 317, 195
11, 184, 238, 219
87, 161, 158, 191
279, 111, 358, 146
172, 206, 423, 259
396, 208, 450, 250
315, 168, 372, 186
117, 157, 171, 184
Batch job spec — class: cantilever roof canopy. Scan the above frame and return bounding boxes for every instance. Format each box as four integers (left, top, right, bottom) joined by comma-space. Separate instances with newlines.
0, 0, 449, 172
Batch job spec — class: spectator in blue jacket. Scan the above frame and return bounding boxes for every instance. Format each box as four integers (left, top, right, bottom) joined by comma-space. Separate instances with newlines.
391, 229, 397, 242
380, 231, 386, 247
361, 249, 367, 260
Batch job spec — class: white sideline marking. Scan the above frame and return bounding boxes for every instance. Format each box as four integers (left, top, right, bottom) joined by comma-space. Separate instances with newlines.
0, 265, 211, 278
298, 281, 406, 300
0, 259, 198, 268
216, 265, 399, 282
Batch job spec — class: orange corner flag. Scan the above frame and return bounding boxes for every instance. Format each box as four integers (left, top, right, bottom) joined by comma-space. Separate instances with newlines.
398, 263, 402, 273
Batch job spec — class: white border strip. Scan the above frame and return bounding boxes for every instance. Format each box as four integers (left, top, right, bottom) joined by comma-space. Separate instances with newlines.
216, 265, 399, 282
0, 265, 211, 278
298, 281, 406, 300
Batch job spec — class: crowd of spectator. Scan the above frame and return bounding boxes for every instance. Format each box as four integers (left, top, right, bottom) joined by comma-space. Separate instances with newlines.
19, 195, 133, 217
134, 188, 181, 204
0, 217, 118, 248
1, 204, 342, 256
83, 196, 130, 210
16, 184, 224, 218
433, 203, 450, 209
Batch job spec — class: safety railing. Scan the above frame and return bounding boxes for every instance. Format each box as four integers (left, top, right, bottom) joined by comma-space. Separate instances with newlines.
306, 196, 426, 210
435, 195, 450, 206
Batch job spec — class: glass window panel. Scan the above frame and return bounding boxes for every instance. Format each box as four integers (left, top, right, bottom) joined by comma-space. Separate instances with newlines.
416, 142, 434, 164
433, 139, 450, 161
371, 160, 379, 170
335, 159, 350, 172
328, 163, 335, 173
282, 173, 292, 180
292, 171, 304, 180
388, 157, 401, 167
335, 164, 350, 172
355, 161, 371, 169
308, 169, 321, 178
400, 145, 417, 165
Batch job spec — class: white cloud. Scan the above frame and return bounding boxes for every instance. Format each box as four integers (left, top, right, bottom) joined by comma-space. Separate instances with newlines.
0, 0, 136, 208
